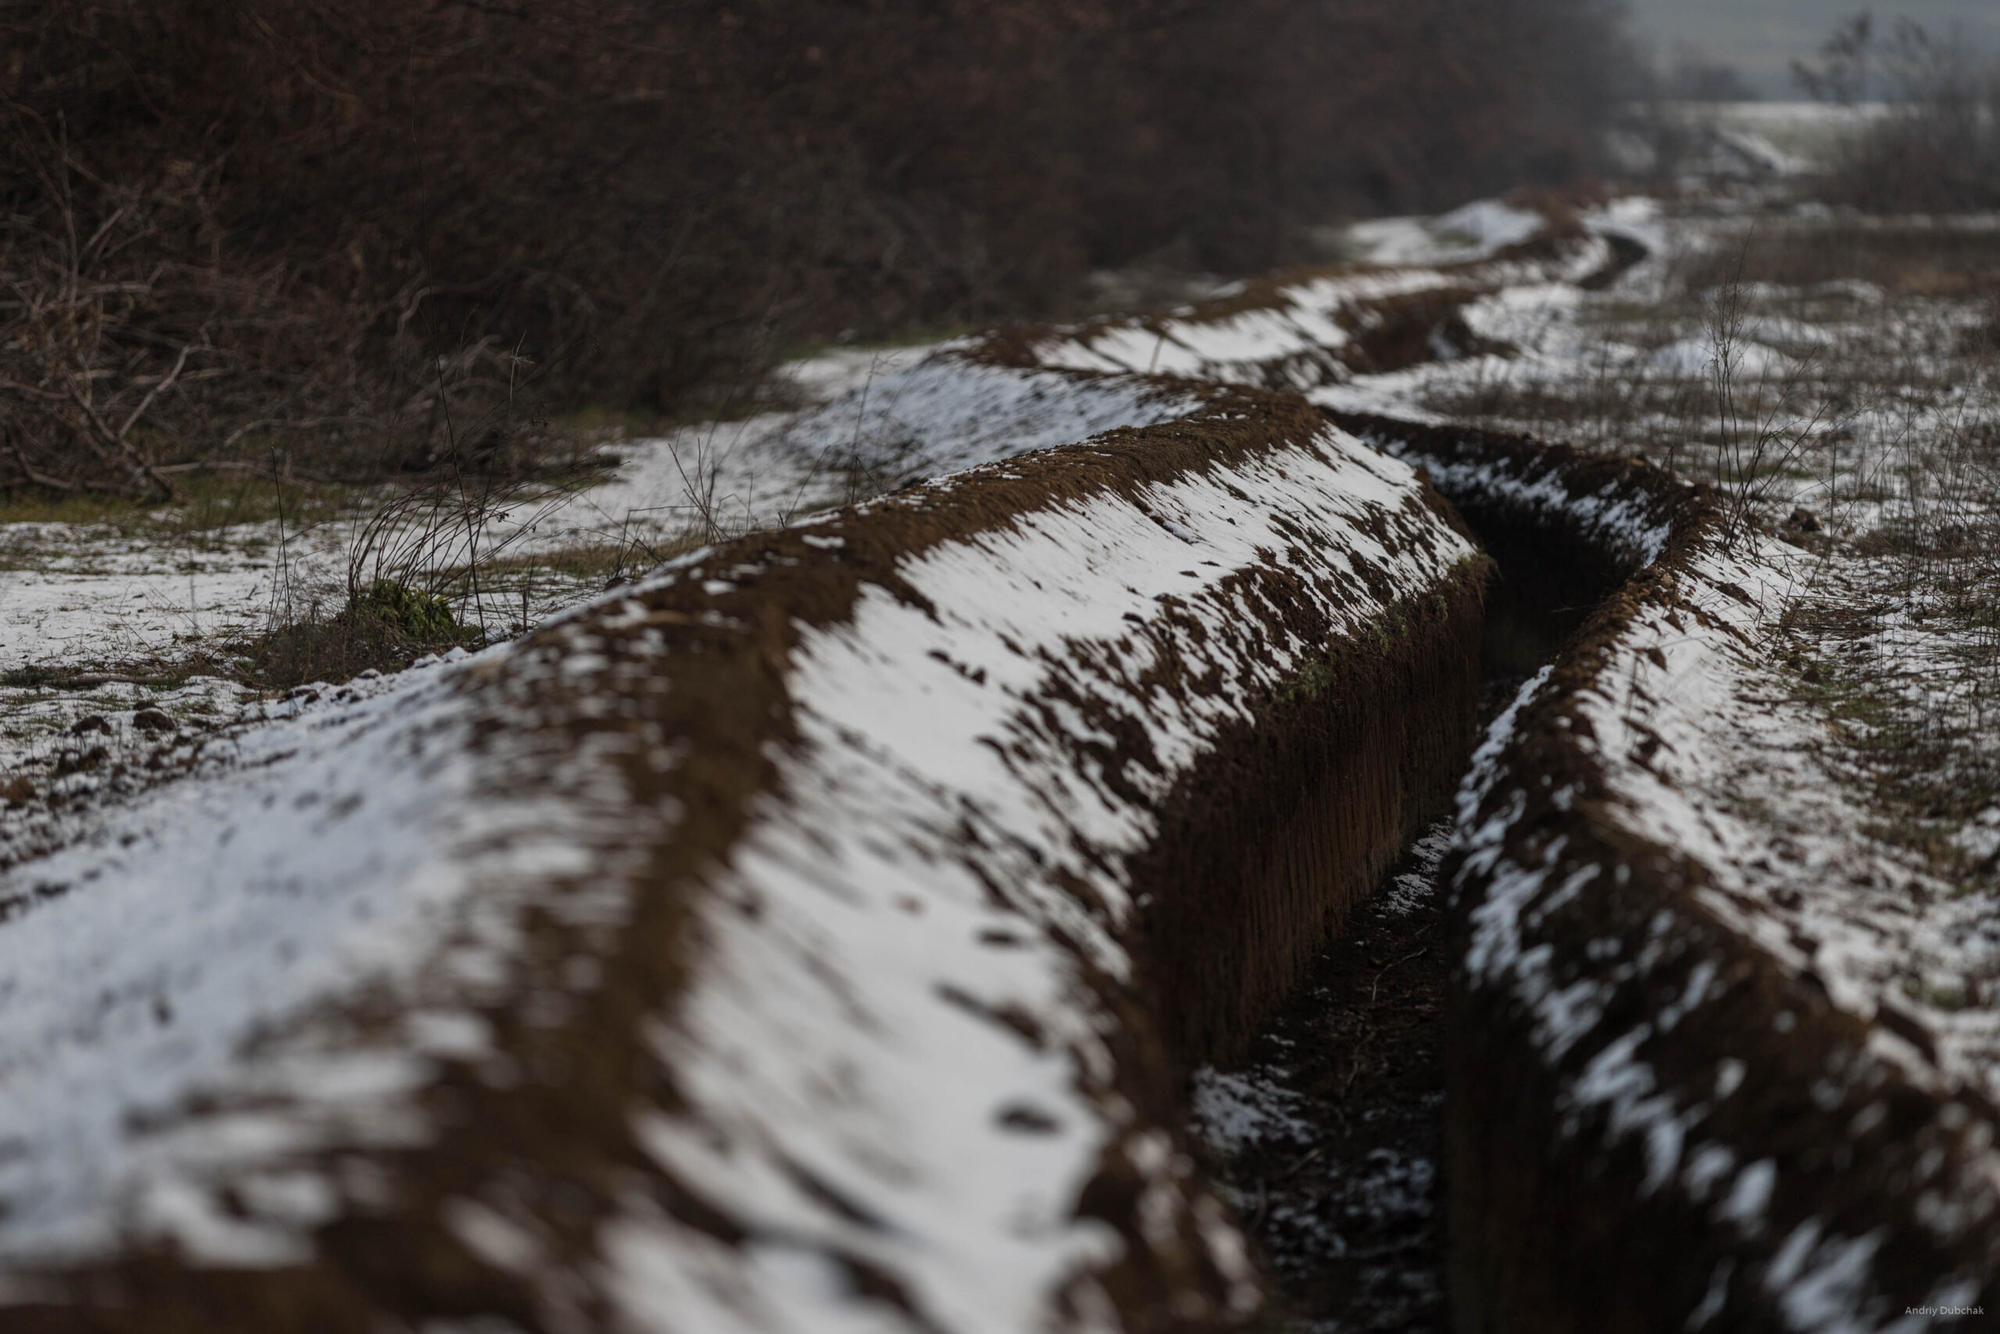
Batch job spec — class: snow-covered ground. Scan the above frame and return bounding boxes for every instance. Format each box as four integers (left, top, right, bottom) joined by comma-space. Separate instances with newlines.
0, 304, 1479, 1328
1347, 189, 2000, 1114
1343, 198, 1552, 266
9, 176, 2000, 1327
0, 649, 565, 1266
0, 350, 1201, 870
1438, 474, 1997, 1321
1684, 101, 1890, 173
0, 347, 935, 679
984, 178, 2000, 1320
1600, 101, 1888, 182
603, 420, 1472, 1330
994, 221, 1622, 392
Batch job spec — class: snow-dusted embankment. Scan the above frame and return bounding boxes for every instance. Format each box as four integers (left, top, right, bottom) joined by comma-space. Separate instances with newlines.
965, 216, 1627, 393
1, 380, 1486, 1332
1350, 415, 2000, 1331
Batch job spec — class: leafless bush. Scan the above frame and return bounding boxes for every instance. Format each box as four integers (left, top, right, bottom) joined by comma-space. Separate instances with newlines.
247, 436, 602, 687
1, 0, 1639, 502
1793, 14, 1877, 106
1676, 223, 2000, 299
0, 90, 568, 499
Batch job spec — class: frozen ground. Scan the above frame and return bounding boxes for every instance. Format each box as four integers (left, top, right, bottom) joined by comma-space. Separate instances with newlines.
0, 216, 1470, 1313
1010, 222, 1620, 393
602, 422, 1471, 1330
1444, 499, 1996, 1321
1331, 187, 2000, 1107
1600, 101, 1886, 183
0, 347, 1196, 867
1343, 199, 1550, 267
0, 392, 1475, 1332
8, 179, 2000, 1325
0, 346, 932, 677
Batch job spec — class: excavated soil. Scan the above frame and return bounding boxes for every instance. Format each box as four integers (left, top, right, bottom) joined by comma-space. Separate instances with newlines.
24, 212, 1830, 1334
4, 385, 1495, 1334
1197, 415, 1695, 1334
965, 224, 1633, 390
1359, 414, 2000, 1330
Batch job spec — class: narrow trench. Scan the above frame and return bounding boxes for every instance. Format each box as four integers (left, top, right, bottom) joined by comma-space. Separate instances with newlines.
1193, 502, 1622, 1332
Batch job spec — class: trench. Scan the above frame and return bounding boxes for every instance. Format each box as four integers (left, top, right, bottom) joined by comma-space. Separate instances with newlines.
1192, 474, 1632, 1332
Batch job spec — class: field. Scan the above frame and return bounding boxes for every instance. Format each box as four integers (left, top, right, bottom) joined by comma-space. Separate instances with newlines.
4, 104, 2000, 1331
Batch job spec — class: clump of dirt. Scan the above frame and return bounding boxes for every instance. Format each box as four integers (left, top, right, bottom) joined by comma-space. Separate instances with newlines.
224, 578, 487, 690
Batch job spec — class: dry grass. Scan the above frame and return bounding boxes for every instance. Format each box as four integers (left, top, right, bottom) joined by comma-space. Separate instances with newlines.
1674, 222, 2000, 299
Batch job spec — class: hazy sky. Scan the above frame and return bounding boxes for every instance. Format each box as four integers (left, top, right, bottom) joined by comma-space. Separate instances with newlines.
1623, 1, 2000, 94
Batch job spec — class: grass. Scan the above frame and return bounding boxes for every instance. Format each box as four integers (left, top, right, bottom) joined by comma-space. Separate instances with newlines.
1779, 616, 2000, 856
0, 368, 742, 704
223, 578, 484, 690
0, 587, 482, 696
473, 533, 703, 585
0, 665, 209, 693
1673, 222, 2000, 300
0, 471, 362, 540
0, 450, 704, 695
779, 324, 979, 361
553, 404, 682, 438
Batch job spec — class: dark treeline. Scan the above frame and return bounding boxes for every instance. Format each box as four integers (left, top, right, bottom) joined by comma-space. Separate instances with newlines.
1794, 14, 2000, 213
3, 0, 1632, 491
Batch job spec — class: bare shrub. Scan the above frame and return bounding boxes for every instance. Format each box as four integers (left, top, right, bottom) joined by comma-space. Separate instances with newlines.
1675, 222, 2000, 298
0, 81, 566, 499
1, 0, 1640, 503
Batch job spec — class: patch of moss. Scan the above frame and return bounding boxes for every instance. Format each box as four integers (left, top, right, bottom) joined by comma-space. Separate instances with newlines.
0, 473, 361, 536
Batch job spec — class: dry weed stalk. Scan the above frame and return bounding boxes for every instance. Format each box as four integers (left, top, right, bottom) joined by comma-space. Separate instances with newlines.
1701, 254, 1827, 550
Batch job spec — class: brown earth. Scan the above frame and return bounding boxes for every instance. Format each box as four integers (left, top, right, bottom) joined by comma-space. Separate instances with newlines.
1358, 414, 2000, 1332
4, 384, 1489, 1332
964, 219, 1645, 394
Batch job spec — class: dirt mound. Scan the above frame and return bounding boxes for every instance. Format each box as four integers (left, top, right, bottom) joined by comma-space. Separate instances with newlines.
1, 385, 1487, 1332
965, 221, 1633, 394
1361, 413, 2000, 1331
